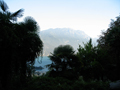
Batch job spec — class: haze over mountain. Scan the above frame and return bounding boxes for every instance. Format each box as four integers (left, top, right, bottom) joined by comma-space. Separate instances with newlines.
40, 28, 97, 56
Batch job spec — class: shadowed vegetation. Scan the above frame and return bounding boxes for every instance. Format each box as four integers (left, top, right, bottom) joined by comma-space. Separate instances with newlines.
46, 45, 81, 79
0, 0, 120, 90
0, 1, 43, 90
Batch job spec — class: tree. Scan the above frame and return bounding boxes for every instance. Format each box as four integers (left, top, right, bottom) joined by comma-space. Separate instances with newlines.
0, 1, 24, 89
47, 45, 81, 79
16, 17, 43, 83
97, 15, 120, 80
0, 1, 43, 89
77, 39, 106, 80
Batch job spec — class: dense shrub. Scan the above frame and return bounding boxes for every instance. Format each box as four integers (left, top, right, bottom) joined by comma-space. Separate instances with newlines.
23, 76, 109, 90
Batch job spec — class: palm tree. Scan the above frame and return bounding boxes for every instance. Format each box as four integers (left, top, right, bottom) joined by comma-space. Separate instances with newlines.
47, 45, 80, 79
0, 1, 43, 89
16, 17, 43, 82
0, 1, 24, 89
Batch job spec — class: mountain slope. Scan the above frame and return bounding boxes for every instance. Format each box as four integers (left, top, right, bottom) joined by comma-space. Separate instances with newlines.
40, 28, 95, 56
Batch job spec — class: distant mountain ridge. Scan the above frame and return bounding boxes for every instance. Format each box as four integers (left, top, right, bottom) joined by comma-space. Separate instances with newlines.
40, 28, 96, 56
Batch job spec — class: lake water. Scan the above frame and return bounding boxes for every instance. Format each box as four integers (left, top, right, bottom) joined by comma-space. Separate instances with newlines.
34, 56, 52, 72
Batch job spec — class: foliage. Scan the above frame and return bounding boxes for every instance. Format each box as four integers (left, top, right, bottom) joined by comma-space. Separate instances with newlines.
0, 1, 43, 90
46, 45, 81, 79
23, 76, 109, 90
1, 0, 119, 89
77, 39, 109, 80
97, 15, 120, 80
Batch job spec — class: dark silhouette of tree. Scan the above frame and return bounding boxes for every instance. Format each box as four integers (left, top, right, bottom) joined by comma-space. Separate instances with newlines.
15, 17, 43, 84
97, 15, 120, 80
47, 45, 81, 79
77, 39, 107, 80
0, 1, 43, 89
0, 0, 24, 89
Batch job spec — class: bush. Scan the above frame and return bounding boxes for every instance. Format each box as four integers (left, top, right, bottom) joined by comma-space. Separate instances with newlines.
23, 76, 109, 90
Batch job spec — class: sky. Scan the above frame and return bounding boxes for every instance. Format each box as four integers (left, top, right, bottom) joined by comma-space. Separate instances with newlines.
4, 0, 120, 38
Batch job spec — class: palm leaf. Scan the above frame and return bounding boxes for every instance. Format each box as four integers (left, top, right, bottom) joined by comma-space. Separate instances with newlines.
11, 9, 24, 21
0, 1, 8, 12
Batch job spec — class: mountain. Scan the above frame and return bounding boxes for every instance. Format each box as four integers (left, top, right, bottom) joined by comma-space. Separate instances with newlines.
39, 28, 97, 56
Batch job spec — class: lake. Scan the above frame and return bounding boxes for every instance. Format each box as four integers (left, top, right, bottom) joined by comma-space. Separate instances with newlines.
34, 56, 52, 72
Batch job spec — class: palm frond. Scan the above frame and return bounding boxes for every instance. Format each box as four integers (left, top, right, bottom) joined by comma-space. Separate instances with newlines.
12, 9, 24, 18
11, 9, 24, 21
0, 0, 8, 12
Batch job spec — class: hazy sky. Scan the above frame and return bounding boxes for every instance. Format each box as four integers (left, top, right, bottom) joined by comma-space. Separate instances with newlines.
4, 0, 120, 38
